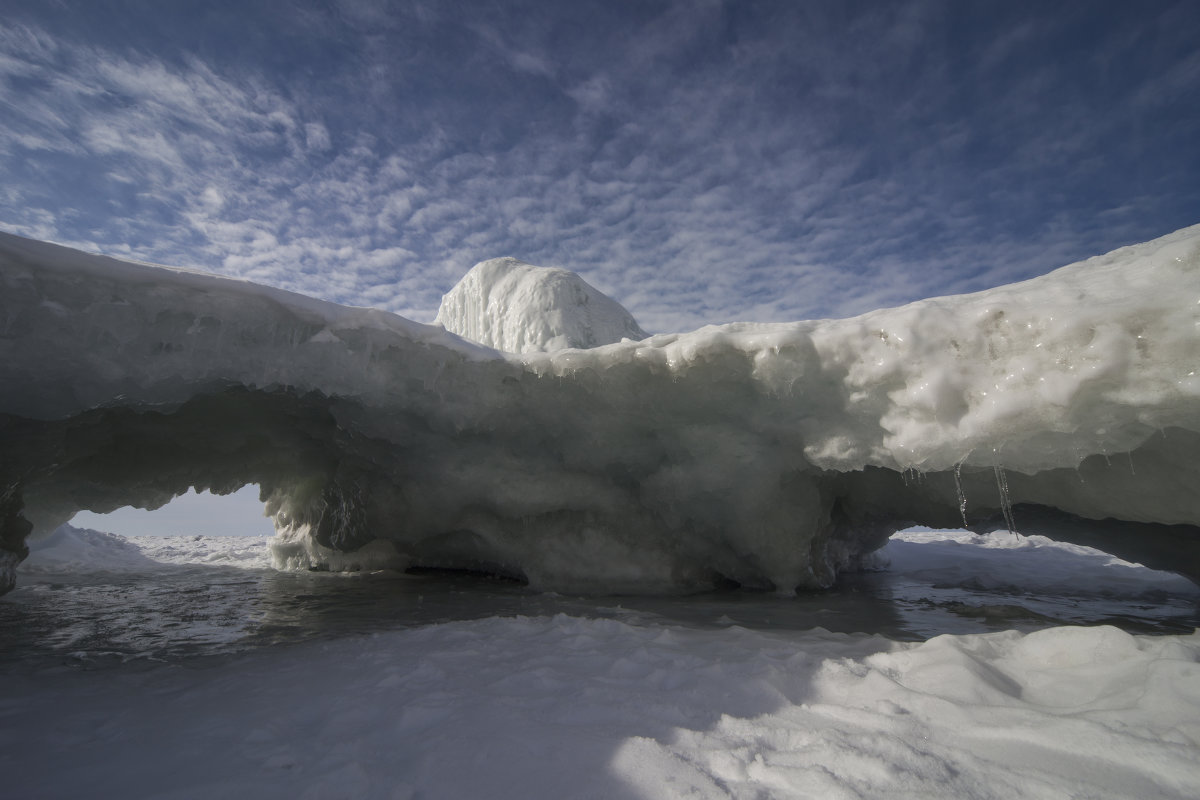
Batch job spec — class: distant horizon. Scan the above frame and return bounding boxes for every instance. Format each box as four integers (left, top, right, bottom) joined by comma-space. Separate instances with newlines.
70, 485, 275, 538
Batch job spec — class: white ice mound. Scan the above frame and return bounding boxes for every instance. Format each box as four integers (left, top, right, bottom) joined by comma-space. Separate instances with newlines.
434, 257, 647, 352
1, 225, 1199, 594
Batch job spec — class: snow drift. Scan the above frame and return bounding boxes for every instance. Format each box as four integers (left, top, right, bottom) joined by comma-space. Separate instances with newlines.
0, 226, 1198, 594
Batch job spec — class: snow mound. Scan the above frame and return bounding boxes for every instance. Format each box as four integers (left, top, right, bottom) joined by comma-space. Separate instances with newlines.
1, 225, 1199, 594
434, 256, 647, 352
20, 524, 158, 574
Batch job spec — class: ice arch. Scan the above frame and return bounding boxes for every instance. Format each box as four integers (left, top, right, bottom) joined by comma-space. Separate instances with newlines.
1, 228, 1198, 594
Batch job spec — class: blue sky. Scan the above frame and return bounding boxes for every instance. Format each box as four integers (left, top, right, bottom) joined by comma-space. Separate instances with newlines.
2, 0, 1198, 335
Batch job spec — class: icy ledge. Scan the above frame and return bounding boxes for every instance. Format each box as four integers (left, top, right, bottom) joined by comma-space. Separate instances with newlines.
0, 226, 1198, 594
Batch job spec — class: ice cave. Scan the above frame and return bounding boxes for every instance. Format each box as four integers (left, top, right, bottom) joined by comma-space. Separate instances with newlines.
1, 226, 1198, 595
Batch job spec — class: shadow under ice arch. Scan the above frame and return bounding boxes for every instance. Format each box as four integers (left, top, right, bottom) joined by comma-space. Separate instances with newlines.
1, 228, 1199, 594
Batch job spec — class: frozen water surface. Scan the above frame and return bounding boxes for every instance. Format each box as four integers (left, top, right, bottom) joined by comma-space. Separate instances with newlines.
1, 527, 1198, 800
2, 527, 1195, 669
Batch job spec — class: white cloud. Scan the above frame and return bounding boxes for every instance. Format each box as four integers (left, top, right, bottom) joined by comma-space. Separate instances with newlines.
304, 122, 332, 152
0, 4, 1196, 334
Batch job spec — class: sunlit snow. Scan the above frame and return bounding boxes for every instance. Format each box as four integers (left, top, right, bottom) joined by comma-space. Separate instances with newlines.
434, 256, 648, 352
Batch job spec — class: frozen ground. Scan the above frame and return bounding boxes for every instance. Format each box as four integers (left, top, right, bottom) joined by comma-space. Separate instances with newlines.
1, 527, 1197, 799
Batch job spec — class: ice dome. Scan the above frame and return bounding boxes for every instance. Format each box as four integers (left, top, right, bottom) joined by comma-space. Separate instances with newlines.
434, 257, 648, 352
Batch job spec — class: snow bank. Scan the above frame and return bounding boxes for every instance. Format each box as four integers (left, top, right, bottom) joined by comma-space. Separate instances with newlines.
1, 226, 1198, 593
4, 615, 1198, 799
434, 256, 647, 351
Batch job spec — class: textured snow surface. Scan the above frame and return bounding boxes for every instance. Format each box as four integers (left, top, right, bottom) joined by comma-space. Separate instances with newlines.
5, 528, 1197, 797
434, 256, 648, 352
3, 613, 1198, 800
1, 226, 1199, 593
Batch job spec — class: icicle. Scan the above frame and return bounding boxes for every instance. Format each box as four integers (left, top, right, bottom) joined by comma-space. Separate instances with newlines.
993, 464, 1017, 535
1127, 451, 1136, 476
953, 462, 968, 528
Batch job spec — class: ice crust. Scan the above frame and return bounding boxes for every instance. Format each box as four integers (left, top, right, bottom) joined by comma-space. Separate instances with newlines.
1, 226, 1199, 593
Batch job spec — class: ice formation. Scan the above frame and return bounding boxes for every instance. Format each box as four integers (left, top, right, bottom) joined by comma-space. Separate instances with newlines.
1, 225, 1198, 594
434, 256, 647, 352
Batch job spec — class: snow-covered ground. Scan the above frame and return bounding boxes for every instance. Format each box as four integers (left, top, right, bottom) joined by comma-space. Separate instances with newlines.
2, 526, 1197, 799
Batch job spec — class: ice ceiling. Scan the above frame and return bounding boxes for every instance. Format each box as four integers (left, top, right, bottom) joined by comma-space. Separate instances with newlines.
1, 227, 1198, 595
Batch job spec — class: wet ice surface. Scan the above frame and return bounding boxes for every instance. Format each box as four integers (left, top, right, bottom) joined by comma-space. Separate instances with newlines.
2, 529, 1196, 670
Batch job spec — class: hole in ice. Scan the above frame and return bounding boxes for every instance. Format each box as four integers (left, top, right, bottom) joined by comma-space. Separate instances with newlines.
69, 485, 273, 538
11, 486, 278, 663
884, 526, 1199, 635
